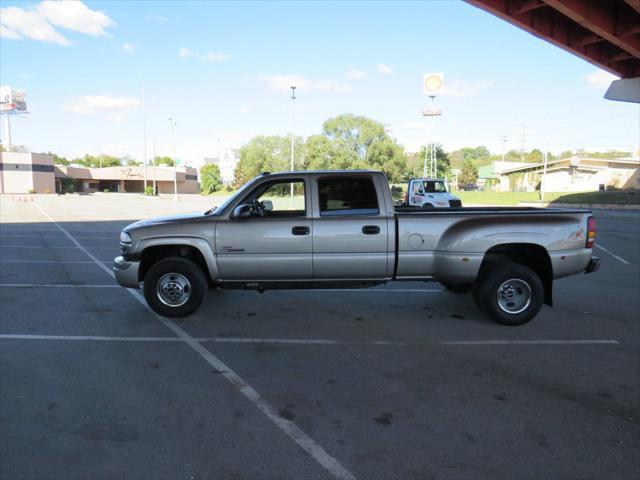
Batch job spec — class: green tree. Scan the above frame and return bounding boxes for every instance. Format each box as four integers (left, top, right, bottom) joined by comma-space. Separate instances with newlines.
458, 159, 478, 186
449, 146, 490, 169
153, 156, 175, 166
77, 154, 121, 168
525, 149, 543, 163
200, 163, 223, 194
234, 135, 302, 187
48, 152, 70, 166
122, 155, 141, 166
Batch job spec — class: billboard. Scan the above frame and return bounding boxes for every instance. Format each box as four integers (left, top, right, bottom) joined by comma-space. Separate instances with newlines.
423, 73, 444, 96
0, 86, 27, 113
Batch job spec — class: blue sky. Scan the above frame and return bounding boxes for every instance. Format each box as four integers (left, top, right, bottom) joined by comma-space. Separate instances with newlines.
1, 0, 638, 165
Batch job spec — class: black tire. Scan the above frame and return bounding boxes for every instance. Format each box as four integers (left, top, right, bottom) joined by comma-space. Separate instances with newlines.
477, 262, 544, 326
143, 257, 207, 318
442, 282, 472, 293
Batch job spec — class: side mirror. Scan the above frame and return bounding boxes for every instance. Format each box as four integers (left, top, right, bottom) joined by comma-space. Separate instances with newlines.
232, 204, 252, 219
262, 199, 273, 212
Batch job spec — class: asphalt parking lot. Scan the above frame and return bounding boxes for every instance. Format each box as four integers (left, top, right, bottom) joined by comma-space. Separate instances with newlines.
1, 194, 639, 480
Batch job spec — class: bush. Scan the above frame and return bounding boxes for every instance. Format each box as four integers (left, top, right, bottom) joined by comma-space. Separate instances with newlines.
145, 186, 155, 196
200, 163, 223, 194
28, 189, 37, 194
103, 189, 110, 193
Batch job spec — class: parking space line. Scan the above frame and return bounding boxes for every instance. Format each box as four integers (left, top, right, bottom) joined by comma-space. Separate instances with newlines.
0, 245, 116, 249
441, 339, 620, 345
0, 284, 118, 288
32, 202, 357, 480
594, 244, 630, 265
0, 334, 620, 347
0, 234, 115, 239
0, 260, 97, 264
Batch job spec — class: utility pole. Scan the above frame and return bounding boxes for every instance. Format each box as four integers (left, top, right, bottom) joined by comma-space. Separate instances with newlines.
169, 117, 178, 201
142, 81, 147, 191
541, 147, 549, 201
290, 85, 296, 208
152, 127, 157, 195
500, 135, 509, 162
520, 125, 527, 162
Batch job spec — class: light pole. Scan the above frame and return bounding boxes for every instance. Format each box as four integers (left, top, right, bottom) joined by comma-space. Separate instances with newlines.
290, 85, 296, 208
168, 117, 177, 200
422, 73, 444, 178
500, 135, 509, 162
142, 81, 147, 192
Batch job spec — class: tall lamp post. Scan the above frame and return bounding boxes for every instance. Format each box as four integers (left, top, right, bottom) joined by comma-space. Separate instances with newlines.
289, 85, 296, 208
168, 117, 178, 200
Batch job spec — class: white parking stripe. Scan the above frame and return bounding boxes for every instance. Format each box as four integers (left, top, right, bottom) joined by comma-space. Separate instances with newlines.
594, 244, 630, 265
0, 245, 116, 249
0, 284, 118, 288
0, 334, 621, 347
0, 234, 115, 239
441, 339, 620, 345
0, 260, 96, 264
32, 202, 357, 480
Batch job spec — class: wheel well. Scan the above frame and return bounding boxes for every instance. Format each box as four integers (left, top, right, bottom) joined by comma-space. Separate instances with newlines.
479, 243, 553, 306
139, 245, 210, 285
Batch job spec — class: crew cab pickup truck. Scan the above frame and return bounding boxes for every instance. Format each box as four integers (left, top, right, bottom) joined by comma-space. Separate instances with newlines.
114, 170, 600, 326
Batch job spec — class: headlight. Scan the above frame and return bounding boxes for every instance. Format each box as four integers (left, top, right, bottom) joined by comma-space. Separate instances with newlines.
119, 231, 132, 244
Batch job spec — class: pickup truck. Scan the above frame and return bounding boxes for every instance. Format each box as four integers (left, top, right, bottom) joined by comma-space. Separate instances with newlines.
114, 170, 600, 326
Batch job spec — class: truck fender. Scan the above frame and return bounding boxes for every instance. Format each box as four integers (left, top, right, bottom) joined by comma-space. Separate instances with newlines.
136, 237, 219, 281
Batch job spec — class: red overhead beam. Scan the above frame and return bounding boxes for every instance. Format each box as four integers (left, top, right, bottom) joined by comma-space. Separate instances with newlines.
466, 0, 640, 78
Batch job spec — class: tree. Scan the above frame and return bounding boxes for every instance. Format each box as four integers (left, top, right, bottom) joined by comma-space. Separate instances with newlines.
200, 163, 223, 194
76, 154, 121, 168
449, 146, 490, 169
153, 156, 175, 166
524, 149, 543, 163
234, 135, 303, 187
122, 155, 141, 166
458, 159, 478, 186
48, 152, 70, 166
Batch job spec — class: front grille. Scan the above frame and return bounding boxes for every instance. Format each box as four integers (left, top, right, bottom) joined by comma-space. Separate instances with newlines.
449, 200, 462, 208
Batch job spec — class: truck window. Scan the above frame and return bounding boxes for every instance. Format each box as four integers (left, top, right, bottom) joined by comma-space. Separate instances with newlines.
244, 179, 307, 217
318, 177, 379, 216
424, 180, 446, 193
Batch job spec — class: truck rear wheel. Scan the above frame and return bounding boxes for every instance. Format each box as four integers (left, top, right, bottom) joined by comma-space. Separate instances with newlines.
143, 257, 207, 318
477, 262, 544, 326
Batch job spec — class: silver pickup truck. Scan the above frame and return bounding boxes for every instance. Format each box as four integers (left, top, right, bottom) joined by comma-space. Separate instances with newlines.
114, 170, 600, 325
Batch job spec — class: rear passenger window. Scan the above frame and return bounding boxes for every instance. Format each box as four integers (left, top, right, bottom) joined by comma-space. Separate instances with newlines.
318, 177, 379, 216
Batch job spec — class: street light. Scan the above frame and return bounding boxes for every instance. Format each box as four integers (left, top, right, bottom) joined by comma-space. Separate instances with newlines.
290, 85, 296, 208
168, 117, 177, 200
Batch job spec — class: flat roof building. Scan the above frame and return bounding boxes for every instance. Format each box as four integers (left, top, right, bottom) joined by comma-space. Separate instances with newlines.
0, 152, 199, 194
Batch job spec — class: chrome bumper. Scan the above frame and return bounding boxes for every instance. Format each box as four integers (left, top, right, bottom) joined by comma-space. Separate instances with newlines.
114, 256, 140, 288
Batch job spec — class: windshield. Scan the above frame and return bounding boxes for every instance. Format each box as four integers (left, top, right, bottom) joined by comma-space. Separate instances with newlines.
423, 180, 447, 193
205, 176, 262, 215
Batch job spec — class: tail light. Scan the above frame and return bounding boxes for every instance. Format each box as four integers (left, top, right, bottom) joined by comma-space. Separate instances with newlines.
586, 216, 596, 248
403, 191, 408, 204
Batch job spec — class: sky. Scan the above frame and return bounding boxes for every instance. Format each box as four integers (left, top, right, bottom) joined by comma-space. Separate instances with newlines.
1, 0, 639, 166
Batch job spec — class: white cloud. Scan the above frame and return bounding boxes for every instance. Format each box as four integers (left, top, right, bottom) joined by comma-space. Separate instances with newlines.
105, 115, 127, 124
258, 74, 350, 93
583, 69, 619, 88
0, 5, 70, 45
377, 64, 393, 75
0, 1, 115, 45
66, 95, 141, 114
123, 42, 134, 53
0, 24, 22, 39
178, 47, 193, 58
441, 80, 494, 98
346, 69, 366, 80
37, 1, 115, 36
239, 105, 250, 114
179, 47, 231, 62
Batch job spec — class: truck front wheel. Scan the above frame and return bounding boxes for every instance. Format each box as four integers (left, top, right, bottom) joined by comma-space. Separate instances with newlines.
477, 262, 544, 326
143, 257, 207, 318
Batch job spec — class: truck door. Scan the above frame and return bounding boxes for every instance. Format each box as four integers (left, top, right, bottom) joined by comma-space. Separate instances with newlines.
215, 178, 312, 280
312, 175, 390, 280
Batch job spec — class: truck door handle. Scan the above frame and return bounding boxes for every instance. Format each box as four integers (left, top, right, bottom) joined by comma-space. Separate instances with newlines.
292, 226, 310, 236
362, 225, 380, 235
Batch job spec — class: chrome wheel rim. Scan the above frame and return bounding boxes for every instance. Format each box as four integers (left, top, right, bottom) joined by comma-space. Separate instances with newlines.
157, 273, 191, 307
496, 278, 531, 314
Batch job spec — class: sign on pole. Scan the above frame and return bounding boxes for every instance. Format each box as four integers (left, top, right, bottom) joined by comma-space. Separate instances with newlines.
0, 86, 27, 113
422, 73, 444, 96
